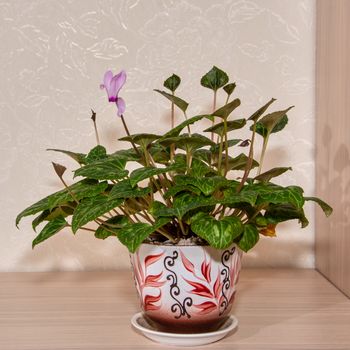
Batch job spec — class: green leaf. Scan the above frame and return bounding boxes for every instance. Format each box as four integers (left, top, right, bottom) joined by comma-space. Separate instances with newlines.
109, 180, 151, 198
119, 133, 161, 148
110, 148, 141, 162
256, 185, 305, 209
210, 139, 242, 153
74, 157, 128, 180
200, 66, 229, 91
164, 184, 201, 199
264, 204, 309, 228
95, 216, 129, 240
191, 213, 243, 249
222, 153, 259, 171
212, 98, 241, 119
117, 218, 171, 253
85, 145, 107, 164
71, 195, 124, 233
160, 115, 211, 139
129, 164, 183, 188
254, 167, 292, 183
154, 89, 188, 113
204, 118, 246, 135
159, 134, 215, 151
32, 206, 74, 231
254, 107, 293, 138
304, 197, 333, 217
175, 175, 229, 196
16, 180, 108, 226
238, 224, 259, 252
47, 149, 86, 165
32, 216, 68, 249
223, 83, 236, 96
248, 98, 276, 122
164, 74, 181, 92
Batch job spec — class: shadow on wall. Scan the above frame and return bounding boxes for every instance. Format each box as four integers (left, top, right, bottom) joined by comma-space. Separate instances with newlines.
316, 123, 350, 275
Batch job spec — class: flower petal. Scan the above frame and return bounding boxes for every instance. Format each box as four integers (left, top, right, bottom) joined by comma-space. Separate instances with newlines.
116, 97, 126, 116
103, 70, 113, 89
113, 70, 127, 96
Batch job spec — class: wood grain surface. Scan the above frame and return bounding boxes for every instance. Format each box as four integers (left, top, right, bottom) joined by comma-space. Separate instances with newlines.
316, 0, 350, 297
0, 269, 349, 350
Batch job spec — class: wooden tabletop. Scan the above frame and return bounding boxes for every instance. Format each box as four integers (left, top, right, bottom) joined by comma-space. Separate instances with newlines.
0, 269, 349, 350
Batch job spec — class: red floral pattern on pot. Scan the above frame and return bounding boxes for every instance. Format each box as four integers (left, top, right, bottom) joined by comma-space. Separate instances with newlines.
130, 244, 242, 333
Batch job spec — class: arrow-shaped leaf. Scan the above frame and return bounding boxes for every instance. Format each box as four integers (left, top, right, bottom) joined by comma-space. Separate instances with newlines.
238, 224, 259, 252
74, 157, 128, 180
304, 197, 333, 217
204, 118, 246, 135
212, 98, 241, 119
154, 89, 189, 113
71, 195, 124, 233
254, 167, 292, 183
32, 216, 68, 248
191, 213, 243, 249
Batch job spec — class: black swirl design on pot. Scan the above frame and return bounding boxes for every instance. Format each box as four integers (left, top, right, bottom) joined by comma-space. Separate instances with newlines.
219, 246, 236, 316
164, 250, 193, 319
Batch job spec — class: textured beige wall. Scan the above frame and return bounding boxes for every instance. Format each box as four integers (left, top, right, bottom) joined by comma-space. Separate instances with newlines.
0, 0, 315, 271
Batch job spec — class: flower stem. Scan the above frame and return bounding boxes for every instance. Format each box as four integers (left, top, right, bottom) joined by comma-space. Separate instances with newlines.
120, 114, 141, 157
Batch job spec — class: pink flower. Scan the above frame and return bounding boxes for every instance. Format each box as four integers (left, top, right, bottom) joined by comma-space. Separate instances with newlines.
100, 70, 126, 116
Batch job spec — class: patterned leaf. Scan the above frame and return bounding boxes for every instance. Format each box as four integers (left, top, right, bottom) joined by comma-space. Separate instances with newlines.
201, 259, 211, 283
184, 279, 213, 298
163, 74, 181, 92
94, 215, 129, 240
144, 291, 162, 311
200, 66, 229, 91
145, 272, 166, 287
16, 180, 108, 226
213, 274, 221, 299
145, 252, 164, 268
256, 185, 305, 209
160, 114, 211, 139
194, 301, 217, 315
180, 251, 195, 273
117, 218, 171, 253
71, 195, 124, 233
248, 98, 276, 122
204, 119, 246, 135
47, 149, 86, 165
32, 216, 67, 248
154, 89, 188, 113
254, 167, 292, 183
85, 145, 107, 164
129, 165, 182, 188
109, 180, 151, 199
74, 157, 127, 180
238, 224, 259, 252
191, 214, 243, 249
119, 133, 161, 147
304, 196, 333, 217
212, 98, 241, 119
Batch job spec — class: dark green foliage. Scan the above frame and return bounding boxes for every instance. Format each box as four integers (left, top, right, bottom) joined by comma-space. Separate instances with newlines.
17, 67, 332, 254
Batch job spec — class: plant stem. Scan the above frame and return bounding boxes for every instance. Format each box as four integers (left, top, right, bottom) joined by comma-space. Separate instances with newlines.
93, 120, 100, 145
237, 121, 257, 192
223, 117, 229, 175
257, 133, 270, 175
211, 90, 217, 142
217, 133, 224, 175
171, 92, 175, 129
184, 111, 191, 135
178, 219, 187, 236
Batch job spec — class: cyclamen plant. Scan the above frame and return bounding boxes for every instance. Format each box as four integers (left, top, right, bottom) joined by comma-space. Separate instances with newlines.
16, 66, 332, 253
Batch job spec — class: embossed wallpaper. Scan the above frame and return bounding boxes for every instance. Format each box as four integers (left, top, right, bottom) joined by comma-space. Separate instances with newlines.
0, 0, 315, 271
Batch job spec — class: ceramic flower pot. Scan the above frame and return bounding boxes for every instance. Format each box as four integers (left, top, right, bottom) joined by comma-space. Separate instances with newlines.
130, 243, 242, 333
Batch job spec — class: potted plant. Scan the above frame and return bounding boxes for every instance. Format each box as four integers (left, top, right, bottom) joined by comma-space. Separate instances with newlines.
16, 66, 332, 344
